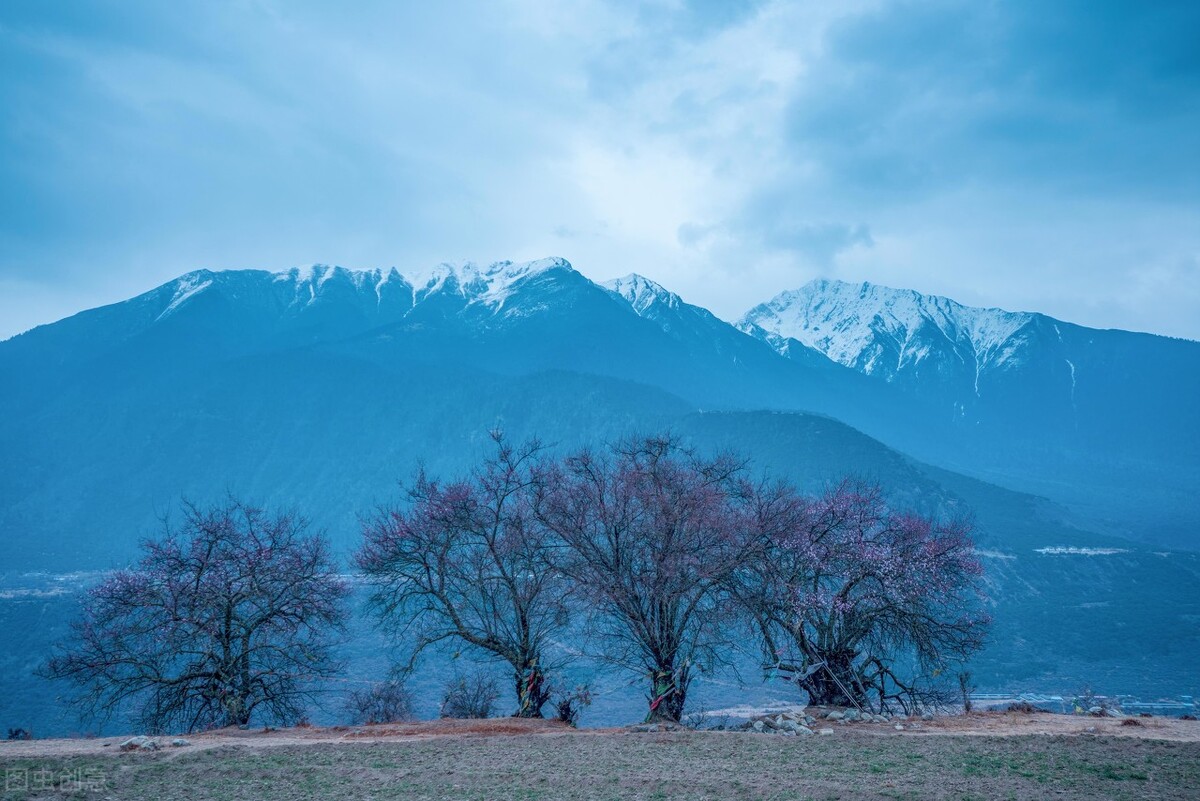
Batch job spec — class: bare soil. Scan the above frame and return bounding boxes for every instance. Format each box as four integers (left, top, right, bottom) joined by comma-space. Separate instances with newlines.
2, 712, 1198, 800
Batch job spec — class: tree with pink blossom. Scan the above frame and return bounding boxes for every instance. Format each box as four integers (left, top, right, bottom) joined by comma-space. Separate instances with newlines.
357, 432, 569, 718
45, 498, 349, 733
734, 479, 989, 713
537, 435, 751, 724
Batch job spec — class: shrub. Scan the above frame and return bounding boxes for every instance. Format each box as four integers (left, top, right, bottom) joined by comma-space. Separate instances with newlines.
1006, 701, 1040, 714
553, 684, 593, 727
346, 680, 415, 725
440, 673, 500, 719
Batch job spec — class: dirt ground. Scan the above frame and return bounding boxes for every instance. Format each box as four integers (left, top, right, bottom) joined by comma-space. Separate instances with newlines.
2, 713, 1199, 800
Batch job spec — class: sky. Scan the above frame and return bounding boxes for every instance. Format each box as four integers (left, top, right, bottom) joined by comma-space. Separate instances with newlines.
2, 0, 1198, 340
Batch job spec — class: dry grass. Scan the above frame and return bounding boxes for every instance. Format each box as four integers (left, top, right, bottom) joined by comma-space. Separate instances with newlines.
3, 718, 1200, 801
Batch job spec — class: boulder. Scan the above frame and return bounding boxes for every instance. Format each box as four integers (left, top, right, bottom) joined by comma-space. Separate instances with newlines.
921, 712, 934, 721
825, 710, 844, 721
170, 738, 191, 747
119, 736, 159, 752
818, 728, 833, 736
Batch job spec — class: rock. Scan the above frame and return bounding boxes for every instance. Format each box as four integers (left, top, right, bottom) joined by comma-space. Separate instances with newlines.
119, 736, 158, 752
1088, 706, 1103, 715
844, 709, 859, 721
921, 712, 934, 721
804, 715, 816, 725
819, 728, 833, 736
796, 726, 814, 735
1105, 708, 1123, 718
774, 715, 786, 727
752, 720, 765, 733
825, 710, 844, 721
894, 724, 905, 731
169, 738, 190, 747
873, 715, 889, 724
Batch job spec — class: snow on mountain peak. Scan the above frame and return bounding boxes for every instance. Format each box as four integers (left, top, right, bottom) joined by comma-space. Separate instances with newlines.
148, 258, 578, 324
269, 258, 574, 310
603, 273, 682, 315
740, 279, 1038, 384
405, 257, 573, 309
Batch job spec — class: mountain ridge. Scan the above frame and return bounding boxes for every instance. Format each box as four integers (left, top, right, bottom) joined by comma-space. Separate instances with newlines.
2, 257, 1196, 548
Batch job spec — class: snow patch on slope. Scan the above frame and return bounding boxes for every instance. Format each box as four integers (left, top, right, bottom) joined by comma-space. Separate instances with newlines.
156, 272, 214, 321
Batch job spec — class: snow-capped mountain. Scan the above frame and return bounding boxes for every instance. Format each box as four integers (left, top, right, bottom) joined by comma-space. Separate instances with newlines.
739, 278, 1200, 543
158, 257, 575, 332
742, 279, 1198, 431
2, 260, 1197, 556
740, 279, 1037, 393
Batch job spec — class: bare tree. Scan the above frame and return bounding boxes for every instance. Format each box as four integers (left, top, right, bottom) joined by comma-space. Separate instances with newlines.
356, 432, 568, 718
537, 435, 750, 723
737, 480, 989, 713
44, 498, 349, 733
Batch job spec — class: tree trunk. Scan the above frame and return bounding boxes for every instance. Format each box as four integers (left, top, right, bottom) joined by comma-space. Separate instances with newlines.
513, 663, 548, 718
646, 665, 689, 723
800, 649, 862, 707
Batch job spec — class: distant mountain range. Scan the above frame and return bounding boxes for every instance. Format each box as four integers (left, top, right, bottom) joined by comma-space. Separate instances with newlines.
2, 258, 1196, 556
2, 257, 1198, 725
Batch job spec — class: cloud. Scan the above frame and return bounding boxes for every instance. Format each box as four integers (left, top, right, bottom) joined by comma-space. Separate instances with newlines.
0, 0, 1198, 339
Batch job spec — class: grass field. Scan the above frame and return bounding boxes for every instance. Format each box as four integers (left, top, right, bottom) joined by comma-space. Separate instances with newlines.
4, 726, 1200, 801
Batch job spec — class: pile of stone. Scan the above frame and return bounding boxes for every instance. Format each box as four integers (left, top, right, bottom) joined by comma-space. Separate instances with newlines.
739, 711, 816, 736
118, 735, 191, 752
736, 707, 903, 735
119, 736, 159, 752
819, 708, 895, 725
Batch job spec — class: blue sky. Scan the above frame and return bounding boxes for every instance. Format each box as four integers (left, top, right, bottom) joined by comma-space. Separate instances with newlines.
2, 0, 1198, 339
